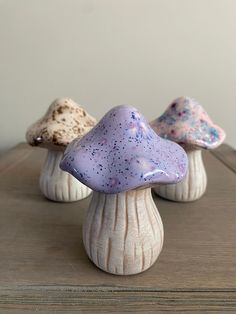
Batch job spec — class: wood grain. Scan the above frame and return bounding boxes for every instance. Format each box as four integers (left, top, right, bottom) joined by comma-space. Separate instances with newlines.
0, 286, 236, 313
211, 143, 236, 173
0, 143, 235, 312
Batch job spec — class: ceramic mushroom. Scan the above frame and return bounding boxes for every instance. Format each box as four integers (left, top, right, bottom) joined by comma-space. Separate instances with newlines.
26, 98, 96, 202
150, 97, 226, 202
60, 105, 188, 275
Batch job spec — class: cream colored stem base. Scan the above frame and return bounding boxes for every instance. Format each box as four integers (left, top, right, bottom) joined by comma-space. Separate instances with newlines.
155, 149, 207, 202
39, 150, 91, 202
83, 188, 164, 275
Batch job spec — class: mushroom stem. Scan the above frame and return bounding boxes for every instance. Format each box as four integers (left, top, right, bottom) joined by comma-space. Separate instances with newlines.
154, 149, 207, 202
40, 150, 92, 202
83, 187, 164, 275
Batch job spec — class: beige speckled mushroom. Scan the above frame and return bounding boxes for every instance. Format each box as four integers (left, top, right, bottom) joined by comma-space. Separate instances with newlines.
26, 98, 96, 202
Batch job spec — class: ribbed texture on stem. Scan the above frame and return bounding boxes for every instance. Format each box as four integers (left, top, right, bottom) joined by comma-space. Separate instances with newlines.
39, 150, 91, 202
155, 149, 207, 202
83, 188, 164, 275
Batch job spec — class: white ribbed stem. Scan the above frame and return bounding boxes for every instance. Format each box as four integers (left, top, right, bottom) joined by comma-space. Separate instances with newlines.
155, 149, 207, 202
83, 188, 164, 275
39, 150, 92, 202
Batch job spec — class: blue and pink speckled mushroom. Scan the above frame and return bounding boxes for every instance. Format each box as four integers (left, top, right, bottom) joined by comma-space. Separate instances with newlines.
150, 97, 226, 202
150, 97, 225, 149
60, 105, 188, 193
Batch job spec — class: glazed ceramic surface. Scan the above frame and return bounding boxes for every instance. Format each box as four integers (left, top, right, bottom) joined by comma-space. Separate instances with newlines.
26, 98, 96, 150
155, 148, 207, 202
150, 97, 226, 149
60, 105, 188, 194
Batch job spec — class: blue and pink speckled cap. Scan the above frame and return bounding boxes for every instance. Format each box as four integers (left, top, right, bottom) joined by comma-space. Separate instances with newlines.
60, 105, 188, 194
150, 97, 226, 149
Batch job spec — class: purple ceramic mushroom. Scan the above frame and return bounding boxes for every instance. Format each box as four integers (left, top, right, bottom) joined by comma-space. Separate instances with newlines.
150, 97, 226, 201
60, 105, 188, 275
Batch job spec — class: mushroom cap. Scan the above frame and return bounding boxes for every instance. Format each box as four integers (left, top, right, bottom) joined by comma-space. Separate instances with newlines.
26, 98, 96, 150
150, 97, 226, 149
60, 105, 188, 194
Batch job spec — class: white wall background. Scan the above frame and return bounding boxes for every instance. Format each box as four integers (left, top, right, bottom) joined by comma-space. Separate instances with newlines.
0, 0, 235, 152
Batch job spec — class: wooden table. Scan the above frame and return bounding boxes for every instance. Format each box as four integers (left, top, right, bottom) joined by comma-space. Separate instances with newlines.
0, 143, 235, 313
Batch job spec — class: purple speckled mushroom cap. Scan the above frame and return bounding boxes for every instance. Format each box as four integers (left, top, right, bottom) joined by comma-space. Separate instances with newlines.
150, 97, 226, 150
60, 105, 188, 194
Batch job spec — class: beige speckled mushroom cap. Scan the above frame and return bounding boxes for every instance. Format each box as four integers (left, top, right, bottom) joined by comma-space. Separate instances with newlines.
26, 98, 96, 150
